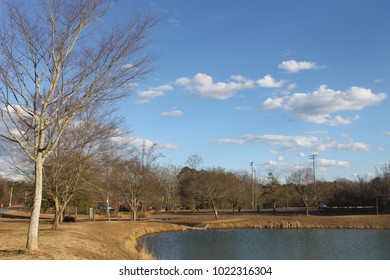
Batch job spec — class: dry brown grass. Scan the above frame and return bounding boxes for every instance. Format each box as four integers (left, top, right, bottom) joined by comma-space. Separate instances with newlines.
1, 211, 389, 260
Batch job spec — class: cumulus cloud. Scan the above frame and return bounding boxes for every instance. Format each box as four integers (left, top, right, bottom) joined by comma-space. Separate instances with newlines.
212, 134, 371, 152
262, 85, 386, 126
174, 73, 256, 100
161, 110, 183, 117
137, 84, 173, 104
278, 60, 320, 73
136, 72, 286, 103
257, 74, 285, 88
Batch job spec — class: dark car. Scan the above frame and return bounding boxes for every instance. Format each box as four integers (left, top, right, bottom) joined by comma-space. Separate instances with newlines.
317, 202, 328, 209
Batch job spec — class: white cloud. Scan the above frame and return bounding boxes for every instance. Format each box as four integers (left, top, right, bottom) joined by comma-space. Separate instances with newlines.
267, 160, 280, 167
298, 152, 306, 158
161, 110, 183, 117
137, 84, 173, 104
129, 137, 179, 150
121, 63, 134, 70
158, 143, 180, 150
212, 134, 372, 153
262, 85, 386, 126
317, 159, 350, 168
262, 97, 284, 110
168, 19, 180, 27
235, 106, 253, 111
305, 130, 328, 135
174, 73, 256, 100
278, 60, 319, 73
111, 135, 179, 151
335, 142, 371, 151
137, 73, 286, 103
257, 74, 285, 88
383, 132, 390, 136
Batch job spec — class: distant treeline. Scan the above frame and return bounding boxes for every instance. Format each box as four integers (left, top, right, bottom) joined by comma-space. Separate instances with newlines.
1, 152, 389, 221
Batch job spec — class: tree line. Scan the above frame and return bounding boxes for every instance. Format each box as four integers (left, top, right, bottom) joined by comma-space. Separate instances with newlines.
2, 143, 390, 223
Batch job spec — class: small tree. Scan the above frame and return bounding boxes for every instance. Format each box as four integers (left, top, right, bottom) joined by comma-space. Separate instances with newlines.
0, 0, 155, 251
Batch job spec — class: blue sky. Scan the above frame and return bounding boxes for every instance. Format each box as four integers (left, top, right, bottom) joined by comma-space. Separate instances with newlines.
109, 0, 390, 182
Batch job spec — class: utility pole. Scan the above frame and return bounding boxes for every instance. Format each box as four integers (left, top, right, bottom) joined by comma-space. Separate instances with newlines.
250, 162, 255, 210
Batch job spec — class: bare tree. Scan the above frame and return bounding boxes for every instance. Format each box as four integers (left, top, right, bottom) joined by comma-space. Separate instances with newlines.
44, 108, 125, 229
185, 154, 203, 170
0, 0, 156, 251
158, 165, 180, 211
287, 168, 315, 215
226, 171, 251, 212
191, 168, 229, 219
119, 142, 162, 220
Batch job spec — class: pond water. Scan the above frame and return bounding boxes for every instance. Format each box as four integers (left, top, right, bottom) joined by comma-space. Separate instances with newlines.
139, 228, 390, 260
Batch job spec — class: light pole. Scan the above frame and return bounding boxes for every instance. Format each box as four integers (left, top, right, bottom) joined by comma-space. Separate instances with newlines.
106, 195, 111, 221
309, 154, 318, 187
250, 162, 255, 210
8, 186, 13, 207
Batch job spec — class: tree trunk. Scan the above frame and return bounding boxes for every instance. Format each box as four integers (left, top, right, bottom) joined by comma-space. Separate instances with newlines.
211, 201, 219, 219
132, 209, 137, 221
52, 197, 60, 230
26, 153, 44, 251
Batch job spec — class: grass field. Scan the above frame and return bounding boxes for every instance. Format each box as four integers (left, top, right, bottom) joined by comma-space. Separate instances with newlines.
1, 210, 389, 260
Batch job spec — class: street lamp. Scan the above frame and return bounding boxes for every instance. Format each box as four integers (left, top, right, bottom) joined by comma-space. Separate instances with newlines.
250, 162, 255, 210
8, 186, 13, 207
309, 154, 318, 187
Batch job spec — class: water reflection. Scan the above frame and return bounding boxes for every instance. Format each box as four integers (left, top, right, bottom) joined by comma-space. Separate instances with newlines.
139, 228, 390, 260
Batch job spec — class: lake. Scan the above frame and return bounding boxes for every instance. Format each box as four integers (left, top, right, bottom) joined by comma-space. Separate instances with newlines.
139, 228, 390, 260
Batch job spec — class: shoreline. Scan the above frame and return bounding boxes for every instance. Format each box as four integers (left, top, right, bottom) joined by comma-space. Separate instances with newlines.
1, 213, 389, 260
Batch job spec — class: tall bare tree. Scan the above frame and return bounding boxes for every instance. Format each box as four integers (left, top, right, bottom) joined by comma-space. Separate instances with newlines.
0, 0, 155, 251
158, 165, 180, 211
119, 142, 162, 220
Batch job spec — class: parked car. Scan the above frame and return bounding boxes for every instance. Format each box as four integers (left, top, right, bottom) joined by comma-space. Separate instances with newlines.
97, 205, 115, 212
316, 202, 328, 209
